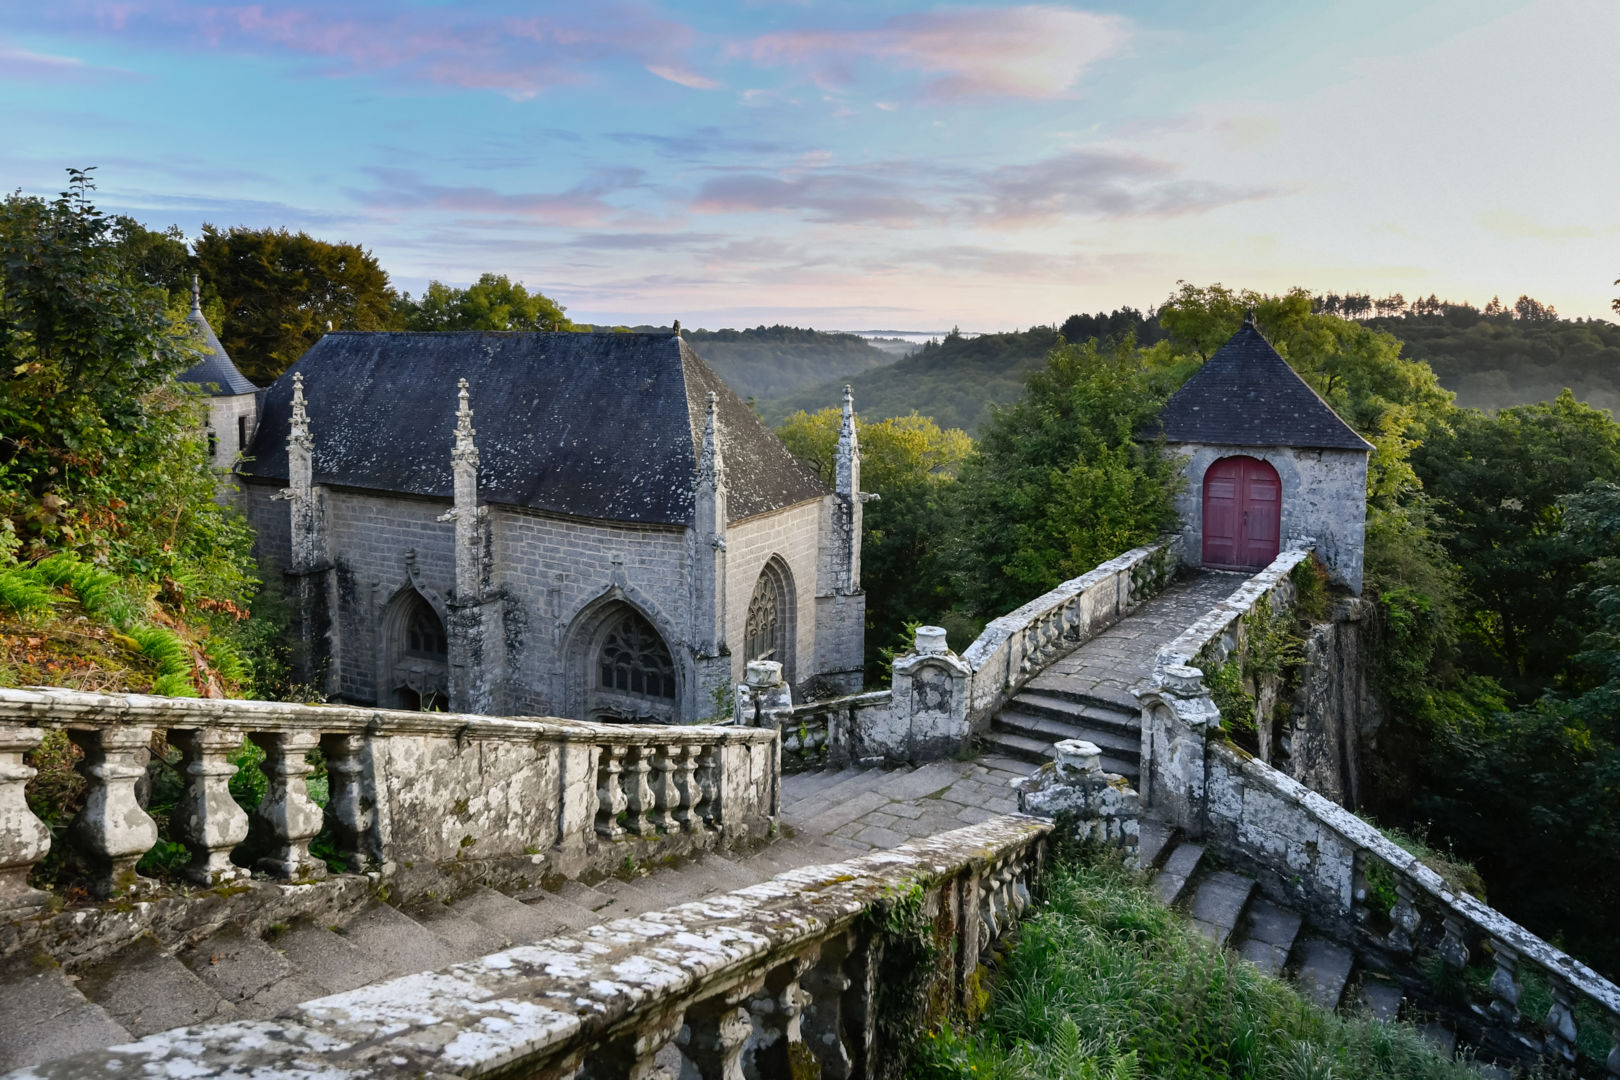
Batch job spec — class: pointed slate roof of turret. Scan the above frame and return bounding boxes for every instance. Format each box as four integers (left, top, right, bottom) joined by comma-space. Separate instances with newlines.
240, 331, 829, 525
177, 276, 258, 397
1156, 318, 1372, 451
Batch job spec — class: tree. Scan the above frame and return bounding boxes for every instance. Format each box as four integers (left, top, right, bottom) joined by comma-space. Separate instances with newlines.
1513, 294, 1557, 322
193, 225, 403, 384
777, 409, 972, 672
402, 273, 573, 332
1611, 276, 1618, 316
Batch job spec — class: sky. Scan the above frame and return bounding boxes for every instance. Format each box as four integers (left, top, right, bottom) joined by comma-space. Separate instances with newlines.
1, 0, 1617, 331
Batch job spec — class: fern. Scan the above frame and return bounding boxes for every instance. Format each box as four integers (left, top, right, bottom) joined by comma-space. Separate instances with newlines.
0, 567, 57, 616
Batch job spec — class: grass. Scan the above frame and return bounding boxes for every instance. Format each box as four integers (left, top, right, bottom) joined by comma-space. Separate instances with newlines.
910, 851, 1494, 1080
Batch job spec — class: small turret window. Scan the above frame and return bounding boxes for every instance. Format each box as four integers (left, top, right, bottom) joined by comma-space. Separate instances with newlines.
598, 609, 676, 699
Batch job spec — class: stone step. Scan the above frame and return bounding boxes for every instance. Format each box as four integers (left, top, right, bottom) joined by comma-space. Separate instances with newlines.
436, 885, 582, 947
1292, 936, 1355, 1012
992, 708, 1141, 761
0, 955, 130, 1072
783, 768, 886, 817
1155, 840, 1205, 907
76, 935, 236, 1038
179, 927, 326, 1017
1235, 897, 1302, 977
1186, 870, 1256, 947
791, 785, 897, 836
334, 900, 461, 978
271, 919, 395, 996
1137, 818, 1177, 870
1021, 676, 1140, 715
979, 729, 1056, 766
1359, 975, 1404, 1022
1004, 691, 1139, 733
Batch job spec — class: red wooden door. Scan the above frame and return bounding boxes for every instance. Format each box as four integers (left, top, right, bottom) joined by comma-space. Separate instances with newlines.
1202, 456, 1281, 570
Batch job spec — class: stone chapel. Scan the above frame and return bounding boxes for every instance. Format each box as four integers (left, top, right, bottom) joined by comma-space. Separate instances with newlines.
231, 330, 867, 722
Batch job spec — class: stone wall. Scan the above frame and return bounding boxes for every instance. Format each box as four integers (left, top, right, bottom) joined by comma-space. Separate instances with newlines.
204, 392, 259, 470
724, 497, 825, 689
1280, 598, 1379, 808
1169, 443, 1368, 593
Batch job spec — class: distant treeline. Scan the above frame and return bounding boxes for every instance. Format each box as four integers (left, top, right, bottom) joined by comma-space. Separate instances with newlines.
679, 326, 894, 402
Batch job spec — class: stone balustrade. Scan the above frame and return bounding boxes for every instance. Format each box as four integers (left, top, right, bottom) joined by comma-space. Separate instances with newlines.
1151, 544, 1312, 682
0, 686, 776, 960
9, 816, 1051, 1080
1016, 738, 1142, 865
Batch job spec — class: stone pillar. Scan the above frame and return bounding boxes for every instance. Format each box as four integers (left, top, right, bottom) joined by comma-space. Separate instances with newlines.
692, 391, 728, 657
1016, 738, 1141, 864
733, 659, 792, 726
1134, 665, 1221, 836
681, 995, 753, 1080
440, 379, 507, 715
883, 626, 972, 764
748, 952, 815, 1079
814, 386, 870, 693
169, 728, 250, 885
248, 730, 326, 879
801, 933, 855, 1080
320, 732, 379, 870
588, 1006, 685, 1080
274, 373, 338, 693
67, 726, 158, 898
835, 385, 862, 593
0, 725, 51, 912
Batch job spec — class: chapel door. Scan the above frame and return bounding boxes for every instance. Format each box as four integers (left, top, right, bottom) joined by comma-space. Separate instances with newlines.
1202, 456, 1281, 570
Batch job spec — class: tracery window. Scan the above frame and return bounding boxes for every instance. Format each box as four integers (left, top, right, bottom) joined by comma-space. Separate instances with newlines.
598, 609, 676, 700
405, 597, 447, 658
745, 571, 783, 663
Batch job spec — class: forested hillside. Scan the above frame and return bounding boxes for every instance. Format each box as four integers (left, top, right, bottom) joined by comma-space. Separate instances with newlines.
764, 309, 1165, 432
680, 325, 895, 401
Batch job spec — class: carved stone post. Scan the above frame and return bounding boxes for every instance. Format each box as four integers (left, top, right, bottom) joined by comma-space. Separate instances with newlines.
1488, 939, 1522, 1026
596, 745, 629, 840
1438, 915, 1470, 970
67, 726, 158, 898
648, 745, 680, 834
1605, 1012, 1620, 1079
623, 747, 656, 837
169, 728, 250, 885
0, 725, 51, 912
888, 628, 972, 763
802, 934, 855, 1080
680, 996, 753, 1080
1016, 738, 1141, 865
248, 730, 326, 879
321, 732, 376, 870
586, 1007, 684, 1080
671, 745, 701, 833
1385, 879, 1421, 954
695, 745, 720, 828
748, 951, 815, 1079
1133, 665, 1221, 835
1543, 975, 1578, 1065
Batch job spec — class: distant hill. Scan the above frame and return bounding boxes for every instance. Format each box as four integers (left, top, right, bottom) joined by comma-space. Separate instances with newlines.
1364, 313, 1620, 415
647, 325, 893, 402
762, 309, 1164, 432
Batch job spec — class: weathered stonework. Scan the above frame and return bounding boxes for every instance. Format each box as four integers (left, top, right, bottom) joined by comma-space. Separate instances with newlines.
1016, 739, 1141, 863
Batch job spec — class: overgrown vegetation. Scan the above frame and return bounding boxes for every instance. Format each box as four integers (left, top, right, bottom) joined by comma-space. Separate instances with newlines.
911, 852, 1484, 1080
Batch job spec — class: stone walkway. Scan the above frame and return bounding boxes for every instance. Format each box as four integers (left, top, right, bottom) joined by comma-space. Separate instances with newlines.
1024, 570, 1246, 710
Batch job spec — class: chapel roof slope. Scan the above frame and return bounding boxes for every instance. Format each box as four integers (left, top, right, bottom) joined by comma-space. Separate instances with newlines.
239, 331, 829, 525
176, 283, 258, 397
1156, 320, 1372, 451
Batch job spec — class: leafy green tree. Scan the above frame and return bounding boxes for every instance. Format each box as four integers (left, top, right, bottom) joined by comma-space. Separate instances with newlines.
777, 410, 972, 673
193, 225, 403, 384
951, 336, 1187, 617
402, 273, 573, 333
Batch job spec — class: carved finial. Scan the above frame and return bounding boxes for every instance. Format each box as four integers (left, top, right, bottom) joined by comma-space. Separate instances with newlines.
672, 319, 682, 337
287, 371, 313, 464
452, 377, 478, 468
190, 273, 202, 316
699, 390, 722, 486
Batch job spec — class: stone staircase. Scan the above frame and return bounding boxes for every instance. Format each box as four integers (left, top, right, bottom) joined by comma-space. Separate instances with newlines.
1138, 817, 1458, 1051
983, 571, 1246, 780
0, 835, 858, 1071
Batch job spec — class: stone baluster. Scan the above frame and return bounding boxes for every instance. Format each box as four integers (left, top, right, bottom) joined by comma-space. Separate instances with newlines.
648, 745, 680, 834
680, 994, 754, 1080
67, 726, 158, 898
696, 745, 720, 828
671, 745, 701, 833
596, 744, 629, 840
585, 1007, 685, 1080
248, 730, 326, 879
623, 746, 657, 836
1488, 939, 1522, 1026
1385, 879, 1421, 954
1606, 1012, 1620, 1079
1543, 974, 1578, 1066
169, 728, 250, 885
321, 732, 376, 870
749, 951, 816, 1079
1350, 851, 1371, 926
1438, 915, 1470, 970
977, 865, 1001, 956
801, 934, 855, 1080
0, 725, 50, 912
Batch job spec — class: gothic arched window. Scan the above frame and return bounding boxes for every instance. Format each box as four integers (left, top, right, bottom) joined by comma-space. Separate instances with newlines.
598, 609, 677, 700
745, 570, 783, 664
405, 597, 448, 658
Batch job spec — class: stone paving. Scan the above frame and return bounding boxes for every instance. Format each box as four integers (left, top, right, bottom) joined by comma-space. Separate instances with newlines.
1023, 570, 1246, 709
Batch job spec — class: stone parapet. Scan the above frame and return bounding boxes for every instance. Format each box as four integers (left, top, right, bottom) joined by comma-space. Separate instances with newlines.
1016, 739, 1141, 864
8, 817, 1050, 1080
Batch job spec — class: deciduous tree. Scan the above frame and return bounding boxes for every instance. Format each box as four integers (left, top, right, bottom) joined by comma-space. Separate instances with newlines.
402, 273, 573, 332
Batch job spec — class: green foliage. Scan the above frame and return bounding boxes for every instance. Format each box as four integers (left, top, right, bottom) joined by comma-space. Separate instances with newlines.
951, 335, 1186, 618
402, 273, 573, 334
911, 853, 1482, 1080
194, 223, 404, 385
1205, 661, 1255, 735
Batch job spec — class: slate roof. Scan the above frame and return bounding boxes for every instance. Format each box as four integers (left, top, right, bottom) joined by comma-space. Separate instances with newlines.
176, 293, 258, 397
1156, 321, 1372, 451
239, 332, 830, 525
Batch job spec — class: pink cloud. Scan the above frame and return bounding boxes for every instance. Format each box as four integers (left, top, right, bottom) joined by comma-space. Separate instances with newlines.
744, 5, 1129, 99
352, 167, 645, 229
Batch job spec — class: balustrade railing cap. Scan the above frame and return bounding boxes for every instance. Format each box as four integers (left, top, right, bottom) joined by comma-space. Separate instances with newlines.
1054, 739, 1103, 775
915, 625, 949, 654
744, 660, 784, 687
1160, 665, 1206, 695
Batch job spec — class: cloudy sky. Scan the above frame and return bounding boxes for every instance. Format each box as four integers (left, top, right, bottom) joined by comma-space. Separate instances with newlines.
2, 0, 1616, 330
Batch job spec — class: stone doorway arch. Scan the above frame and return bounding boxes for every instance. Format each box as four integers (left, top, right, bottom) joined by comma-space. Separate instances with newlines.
1202, 455, 1281, 570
